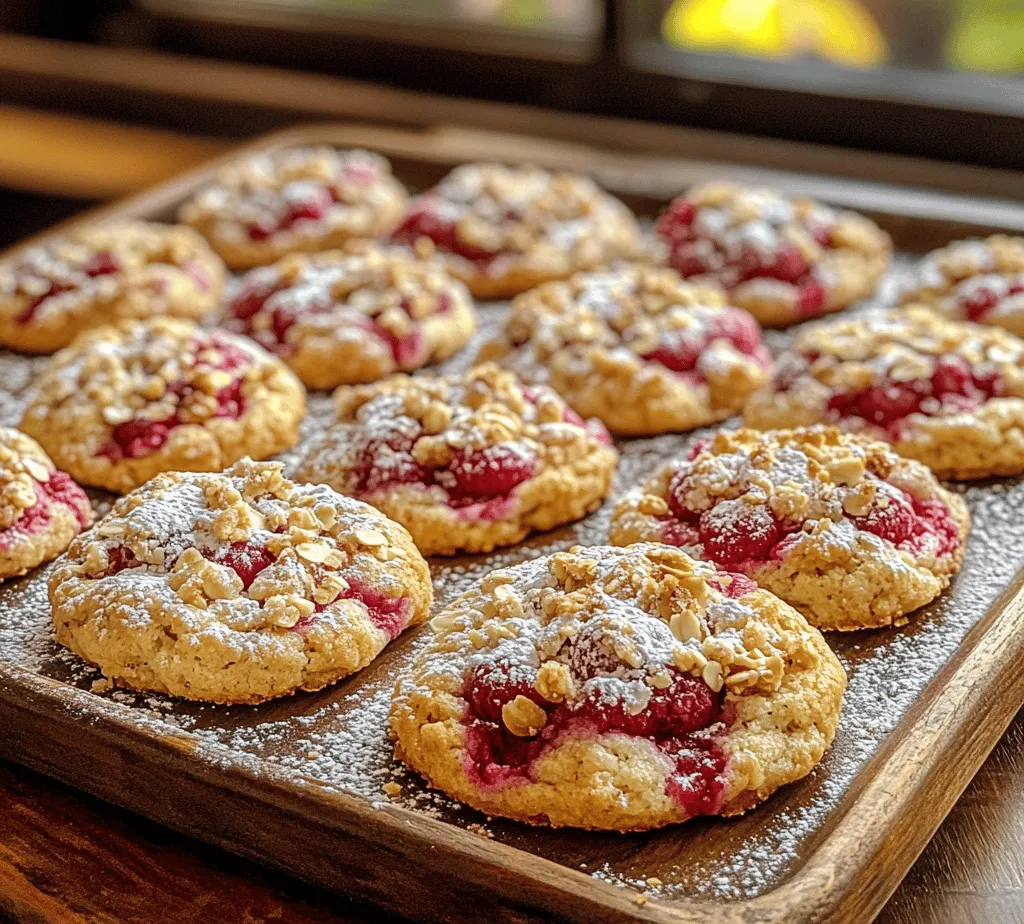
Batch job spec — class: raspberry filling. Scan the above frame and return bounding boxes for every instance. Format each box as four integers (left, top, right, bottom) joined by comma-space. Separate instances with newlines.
656, 195, 831, 317
662, 467, 962, 566
353, 421, 540, 521
228, 275, 430, 368
0, 471, 91, 552
955, 275, 1024, 322
641, 309, 769, 379
460, 649, 728, 815
823, 353, 1003, 437
392, 196, 500, 265
330, 576, 409, 640
245, 180, 339, 241
14, 250, 121, 325
97, 335, 251, 461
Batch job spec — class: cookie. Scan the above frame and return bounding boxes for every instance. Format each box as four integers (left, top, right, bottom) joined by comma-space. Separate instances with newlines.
0, 221, 225, 354
390, 543, 845, 830
0, 427, 92, 581
656, 182, 891, 327
20, 318, 306, 494
50, 459, 431, 703
610, 427, 968, 631
223, 242, 476, 390
293, 363, 617, 555
743, 306, 1024, 479
391, 163, 642, 299
178, 146, 408, 270
900, 235, 1024, 335
477, 265, 771, 436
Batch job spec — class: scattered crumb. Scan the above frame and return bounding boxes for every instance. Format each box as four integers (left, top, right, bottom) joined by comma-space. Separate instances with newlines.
90, 677, 113, 694
2, 289, 1023, 903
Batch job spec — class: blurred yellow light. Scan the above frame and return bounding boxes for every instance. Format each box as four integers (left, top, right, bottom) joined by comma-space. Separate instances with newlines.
663, 0, 888, 67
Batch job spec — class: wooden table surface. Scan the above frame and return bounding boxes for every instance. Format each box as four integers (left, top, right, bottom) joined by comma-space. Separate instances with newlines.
1, 706, 1021, 924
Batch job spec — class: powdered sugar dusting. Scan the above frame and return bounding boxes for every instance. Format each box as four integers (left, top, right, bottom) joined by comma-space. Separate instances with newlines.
2, 253, 1024, 905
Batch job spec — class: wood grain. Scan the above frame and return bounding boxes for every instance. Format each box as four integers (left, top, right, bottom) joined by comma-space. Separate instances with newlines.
4, 706, 1024, 924
3, 124, 1024, 924
0, 103, 226, 199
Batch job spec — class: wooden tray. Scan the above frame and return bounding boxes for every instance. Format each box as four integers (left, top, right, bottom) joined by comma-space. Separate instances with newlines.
2, 125, 1024, 924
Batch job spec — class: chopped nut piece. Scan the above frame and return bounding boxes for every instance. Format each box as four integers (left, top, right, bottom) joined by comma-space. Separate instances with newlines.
501, 694, 548, 737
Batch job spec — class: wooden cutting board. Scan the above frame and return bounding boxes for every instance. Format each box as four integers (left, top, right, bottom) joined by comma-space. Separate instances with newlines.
2, 125, 1024, 924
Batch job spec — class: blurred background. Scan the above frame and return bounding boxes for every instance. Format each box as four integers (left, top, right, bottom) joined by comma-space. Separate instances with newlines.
0, 0, 1021, 244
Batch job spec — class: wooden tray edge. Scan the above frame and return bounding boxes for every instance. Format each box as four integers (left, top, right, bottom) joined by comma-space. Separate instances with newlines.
3, 122, 1024, 923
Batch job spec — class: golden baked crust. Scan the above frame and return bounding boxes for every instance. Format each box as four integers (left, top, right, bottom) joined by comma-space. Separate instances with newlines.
50, 459, 431, 703
0, 427, 93, 581
656, 181, 891, 327
477, 265, 771, 436
610, 427, 969, 631
744, 307, 1024, 480
392, 163, 642, 299
390, 544, 845, 830
222, 242, 476, 390
178, 146, 408, 270
293, 363, 617, 555
0, 221, 225, 354
900, 235, 1024, 335
20, 318, 306, 494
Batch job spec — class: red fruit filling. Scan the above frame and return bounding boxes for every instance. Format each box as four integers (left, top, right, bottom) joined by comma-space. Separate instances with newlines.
460, 651, 728, 813
228, 273, 430, 366
710, 572, 758, 598
699, 501, 781, 568
82, 250, 120, 277
336, 576, 410, 640
245, 182, 336, 241
445, 445, 538, 503
352, 412, 556, 519
850, 481, 961, 557
657, 194, 833, 300
736, 244, 809, 284
0, 471, 91, 552
796, 280, 828, 318
957, 278, 1024, 322
655, 197, 696, 247
392, 197, 499, 264
824, 353, 1003, 438
664, 462, 961, 569
182, 258, 212, 293
97, 336, 250, 460
642, 309, 766, 377
205, 540, 276, 590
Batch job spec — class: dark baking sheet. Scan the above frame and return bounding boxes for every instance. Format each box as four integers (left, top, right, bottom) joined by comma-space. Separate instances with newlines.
2, 125, 1024, 924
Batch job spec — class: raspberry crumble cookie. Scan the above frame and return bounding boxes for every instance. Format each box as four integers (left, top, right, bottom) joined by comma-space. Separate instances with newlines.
293, 363, 617, 555
656, 182, 891, 327
744, 307, 1024, 479
0, 221, 225, 354
0, 427, 92, 581
900, 235, 1024, 335
610, 427, 968, 631
50, 459, 431, 703
178, 146, 407, 270
224, 242, 476, 389
391, 163, 642, 299
20, 318, 305, 494
390, 543, 845, 829
477, 265, 771, 436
